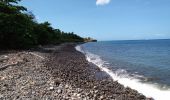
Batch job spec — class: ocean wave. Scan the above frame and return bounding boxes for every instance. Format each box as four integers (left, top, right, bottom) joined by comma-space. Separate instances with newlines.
75, 45, 170, 100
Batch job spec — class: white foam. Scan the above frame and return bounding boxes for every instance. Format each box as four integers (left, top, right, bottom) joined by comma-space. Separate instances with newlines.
75, 45, 170, 100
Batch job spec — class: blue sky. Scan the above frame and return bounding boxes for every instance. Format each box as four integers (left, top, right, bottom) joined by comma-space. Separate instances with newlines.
20, 0, 170, 41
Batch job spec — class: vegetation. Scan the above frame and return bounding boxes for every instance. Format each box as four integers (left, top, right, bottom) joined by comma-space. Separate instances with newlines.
84, 37, 97, 42
0, 0, 84, 49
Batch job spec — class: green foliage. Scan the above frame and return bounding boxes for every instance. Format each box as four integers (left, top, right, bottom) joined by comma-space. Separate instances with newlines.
0, 0, 84, 49
0, 0, 21, 5
33, 22, 54, 45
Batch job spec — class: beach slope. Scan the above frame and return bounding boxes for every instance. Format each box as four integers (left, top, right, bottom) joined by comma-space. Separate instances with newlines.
0, 43, 148, 99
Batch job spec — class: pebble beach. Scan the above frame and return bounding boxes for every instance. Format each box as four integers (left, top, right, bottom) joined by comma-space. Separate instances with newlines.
0, 43, 151, 100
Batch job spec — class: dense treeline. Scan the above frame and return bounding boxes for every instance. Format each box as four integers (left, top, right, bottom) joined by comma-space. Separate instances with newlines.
0, 0, 84, 49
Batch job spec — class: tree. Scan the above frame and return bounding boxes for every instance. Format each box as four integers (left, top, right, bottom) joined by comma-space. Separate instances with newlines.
0, 0, 21, 5
0, 0, 84, 49
0, 0, 35, 48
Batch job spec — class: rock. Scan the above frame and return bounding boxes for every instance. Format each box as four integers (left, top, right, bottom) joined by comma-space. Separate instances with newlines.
49, 86, 54, 90
138, 94, 146, 99
23, 58, 29, 62
34, 80, 46, 86
55, 80, 60, 86
65, 84, 69, 89
0, 94, 3, 98
59, 84, 63, 88
77, 94, 81, 97
57, 89, 62, 94
94, 90, 98, 93
94, 94, 97, 97
73, 93, 77, 96
146, 97, 154, 100
100, 95, 104, 99
0, 76, 5, 80
4, 55, 8, 58
14, 95, 20, 99
93, 86, 97, 89
32, 91, 36, 94
77, 88, 82, 93
83, 98, 87, 100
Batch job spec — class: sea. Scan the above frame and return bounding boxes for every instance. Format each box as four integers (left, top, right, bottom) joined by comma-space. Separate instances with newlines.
75, 39, 170, 100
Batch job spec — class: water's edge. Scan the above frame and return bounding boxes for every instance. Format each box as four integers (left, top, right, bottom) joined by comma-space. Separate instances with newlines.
75, 45, 170, 100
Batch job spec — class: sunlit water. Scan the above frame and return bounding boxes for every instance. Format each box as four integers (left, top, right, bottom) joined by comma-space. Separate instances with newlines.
76, 39, 170, 100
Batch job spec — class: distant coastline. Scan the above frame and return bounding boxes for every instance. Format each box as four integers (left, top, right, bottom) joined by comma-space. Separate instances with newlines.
84, 37, 97, 42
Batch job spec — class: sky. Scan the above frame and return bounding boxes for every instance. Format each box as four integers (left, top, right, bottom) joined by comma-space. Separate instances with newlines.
20, 0, 170, 41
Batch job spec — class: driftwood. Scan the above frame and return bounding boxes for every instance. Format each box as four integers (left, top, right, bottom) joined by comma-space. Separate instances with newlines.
0, 63, 17, 71
0, 58, 9, 62
0, 52, 44, 71
29, 52, 45, 59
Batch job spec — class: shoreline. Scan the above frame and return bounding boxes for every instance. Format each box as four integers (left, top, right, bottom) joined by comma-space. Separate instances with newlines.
0, 43, 151, 99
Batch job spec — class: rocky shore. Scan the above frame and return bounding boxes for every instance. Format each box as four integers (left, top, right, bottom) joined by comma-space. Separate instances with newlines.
0, 43, 152, 100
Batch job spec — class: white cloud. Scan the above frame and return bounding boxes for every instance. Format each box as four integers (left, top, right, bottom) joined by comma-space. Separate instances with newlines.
96, 0, 111, 6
